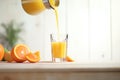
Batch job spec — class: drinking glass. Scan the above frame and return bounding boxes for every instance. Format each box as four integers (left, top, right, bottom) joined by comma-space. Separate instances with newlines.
50, 34, 68, 62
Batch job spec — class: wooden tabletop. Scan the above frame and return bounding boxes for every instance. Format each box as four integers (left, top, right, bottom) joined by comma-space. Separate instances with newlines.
0, 61, 120, 72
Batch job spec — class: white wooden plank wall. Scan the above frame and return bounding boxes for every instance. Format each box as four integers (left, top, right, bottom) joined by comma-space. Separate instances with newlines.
45, 0, 120, 63
111, 0, 120, 62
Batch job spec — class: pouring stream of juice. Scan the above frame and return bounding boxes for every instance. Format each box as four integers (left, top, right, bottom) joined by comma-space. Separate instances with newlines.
49, 0, 60, 40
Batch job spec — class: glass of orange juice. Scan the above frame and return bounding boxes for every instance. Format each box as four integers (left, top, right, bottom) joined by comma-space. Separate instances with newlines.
50, 34, 68, 62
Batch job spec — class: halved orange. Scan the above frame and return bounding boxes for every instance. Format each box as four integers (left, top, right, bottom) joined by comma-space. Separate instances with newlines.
66, 56, 74, 62
0, 44, 4, 61
26, 51, 40, 63
11, 44, 30, 62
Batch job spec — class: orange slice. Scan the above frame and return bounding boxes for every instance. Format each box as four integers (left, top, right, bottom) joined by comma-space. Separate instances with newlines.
0, 44, 4, 61
26, 51, 40, 63
11, 44, 30, 62
66, 56, 74, 62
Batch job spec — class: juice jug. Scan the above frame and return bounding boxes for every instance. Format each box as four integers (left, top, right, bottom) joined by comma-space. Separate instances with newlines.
21, 0, 59, 15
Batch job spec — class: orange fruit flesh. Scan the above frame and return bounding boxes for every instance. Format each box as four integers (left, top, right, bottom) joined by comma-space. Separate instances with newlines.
11, 44, 30, 62
66, 56, 74, 62
15, 46, 28, 59
0, 44, 4, 61
26, 51, 40, 63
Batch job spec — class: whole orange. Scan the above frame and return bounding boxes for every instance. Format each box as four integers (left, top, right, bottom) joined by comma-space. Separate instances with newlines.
4, 51, 14, 62
0, 44, 4, 61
